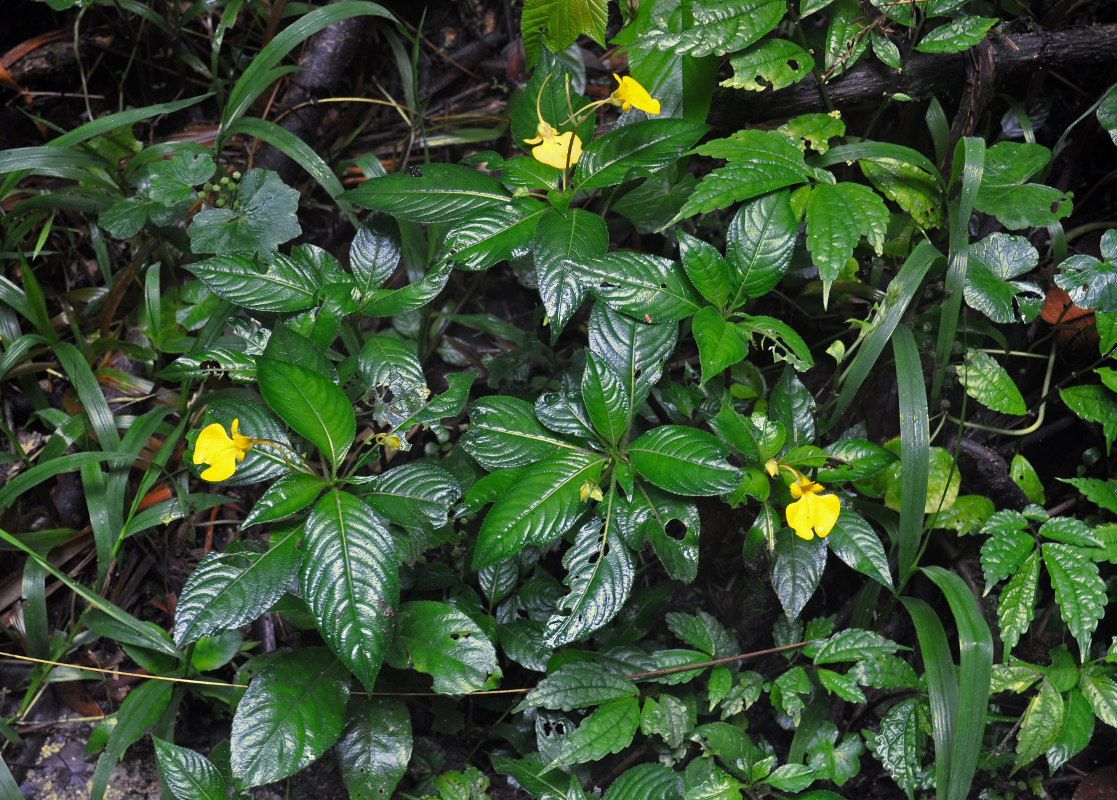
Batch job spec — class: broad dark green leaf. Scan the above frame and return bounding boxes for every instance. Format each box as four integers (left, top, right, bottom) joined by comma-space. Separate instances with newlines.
629, 426, 741, 496
473, 451, 605, 569
1042, 543, 1106, 658
461, 395, 580, 469
335, 697, 411, 800
709, 406, 785, 465
679, 230, 732, 309
441, 199, 546, 271
574, 118, 709, 191
864, 699, 927, 795
359, 258, 453, 317
359, 462, 461, 530
243, 473, 327, 528
575, 251, 702, 322
805, 182, 888, 289
174, 530, 301, 647
666, 609, 736, 658
300, 491, 399, 693
513, 661, 636, 713
153, 738, 226, 800
964, 232, 1043, 323
1015, 678, 1063, 770
635, 0, 783, 56
230, 648, 350, 786
1061, 385, 1117, 454
349, 213, 401, 296
692, 307, 748, 385
770, 366, 815, 446
974, 142, 1072, 229
723, 38, 814, 91
357, 334, 427, 428
588, 303, 678, 415
582, 352, 632, 446
183, 251, 320, 312
345, 163, 511, 223
725, 190, 797, 306
1047, 689, 1093, 772
735, 314, 813, 371
257, 356, 355, 468
545, 696, 640, 769
604, 763, 684, 800
811, 628, 899, 664
916, 16, 997, 53
827, 510, 893, 590
534, 208, 609, 335
545, 517, 636, 647
536, 373, 596, 439
772, 533, 826, 620
1055, 238, 1117, 313
391, 601, 500, 694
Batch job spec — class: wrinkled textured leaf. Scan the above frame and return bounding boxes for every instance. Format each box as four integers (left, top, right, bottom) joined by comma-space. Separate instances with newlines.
575, 251, 702, 322
629, 426, 741, 496
582, 352, 632, 446
772, 533, 826, 620
188, 168, 301, 256
335, 697, 411, 800
230, 647, 350, 786
981, 523, 1034, 592
636, 0, 783, 56
359, 461, 461, 530
861, 158, 944, 228
588, 303, 678, 417
827, 509, 893, 589
346, 163, 511, 223
956, 349, 1026, 415
513, 661, 636, 713
679, 230, 732, 310
534, 208, 608, 335
723, 39, 813, 91
153, 738, 225, 800
812, 628, 899, 664
1055, 234, 1117, 312
963, 233, 1043, 323
441, 200, 545, 272
544, 517, 636, 647
1043, 543, 1106, 658
725, 190, 797, 306
805, 182, 888, 289
605, 763, 684, 800
357, 334, 427, 428
349, 213, 401, 296
1079, 671, 1117, 728
300, 491, 399, 694
974, 142, 1071, 229
693, 307, 748, 384
770, 367, 815, 446
545, 696, 640, 769
915, 16, 997, 53
574, 118, 709, 191
462, 396, 577, 469
864, 699, 926, 794
184, 250, 324, 313
392, 601, 500, 694
1015, 678, 1063, 769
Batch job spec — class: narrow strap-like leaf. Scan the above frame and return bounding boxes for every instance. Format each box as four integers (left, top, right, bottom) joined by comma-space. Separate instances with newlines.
892, 325, 929, 583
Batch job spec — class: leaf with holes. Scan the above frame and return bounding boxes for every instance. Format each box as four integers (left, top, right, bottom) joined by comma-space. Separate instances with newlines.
722, 39, 814, 91
545, 696, 640, 769
345, 163, 511, 223
335, 697, 411, 800
544, 517, 635, 647
736, 314, 813, 372
357, 334, 427, 429
692, 307, 748, 385
617, 486, 701, 582
389, 601, 500, 694
1043, 543, 1106, 658
1055, 231, 1117, 312
300, 491, 399, 694
629, 426, 741, 496
513, 661, 636, 713
230, 647, 350, 787
474, 451, 605, 569
588, 303, 678, 417
174, 530, 300, 647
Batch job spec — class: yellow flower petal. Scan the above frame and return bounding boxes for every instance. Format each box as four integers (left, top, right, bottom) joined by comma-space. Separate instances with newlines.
529, 129, 582, 169
813, 493, 841, 537
784, 476, 840, 539
611, 74, 661, 115
193, 418, 253, 482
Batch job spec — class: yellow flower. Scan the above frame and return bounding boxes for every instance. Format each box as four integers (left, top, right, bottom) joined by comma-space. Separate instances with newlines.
785, 476, 841, 540
610, 74, 661, 115
524, 121, 583, 169
193, 418, 254, 482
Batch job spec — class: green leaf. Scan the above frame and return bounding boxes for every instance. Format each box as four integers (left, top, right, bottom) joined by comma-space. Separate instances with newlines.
183, 251, 321, 313
359, 258, 453, 317
635, 0, 783, 56
574, 118, 709, 191
1079, 671, 1117, 728
883, 445, 960, 514
544, 517, 636, 647
762, 763, 815, 792
534, 208, 608, 335
709, 407, 785, 464
548, 0, 608, 52
514, 661, 636, 713
1060, 384, 1117, 454
722, 39, 813, 91
864, 699, 926, 795
1040, 516, 1102, 548
356, 334, 427, 428
153, 738, 226, 800
90, 680, 174, 800
871, 30, 902, 69
629, 426, 741, 496
345, 163, 511, 223
575, 251, 703, 322
848, 655, 917, 690
827, 509, 894, 589
769, 366, 815, 446
1055, 252, 1117, 314
536, 373, 596, 439
825, 0, 869, 74
806, 724, 863, 787
781, 113, 847, 154
545, 696, 640, 769
1011, 454, 1046, 506
693, 307, 748, 385
1043, 542, 1106, 658
860, 158, 944, 228
491, 754, 569, 798
240, 473, 327, 529
1047, 689, 1093, 772
257, 356, 355, 468
963, 233, 1043, 323
174, 530, 301, 647
349, 214, 401, 296
473, 451, 605, 569
300, 491, 399, 693
605, 763, 684, 800
772, 533, 826, 620
1099, 84, 1117, 147
818, 439, 897, 483
582, 352, 632, 446
359, 462, 461, 530
974, 142, 1072, 230
148, 152, 215, 206
440, 200, 545, 272
461, 395, 578, 469
805, 182, 888, 290
588, 303, 678, 416
230, 648, 350, 787
1060, 476, 1117, 515
622, 486, 702, 582
916, 16, 997, 53
188, 169, 301, 256
1015, 678, 1064, 770
956, 349, 1026, 415
735, 314, 813, 372
679, 230, 732, 310
335, 697, 411, 800
666, 610, 736, 658
818, 668, 866, 703
641, 694, 694, 749
677, 131, 812, 220
812, 628, 899, 664
392, 601, 500, 694
725, 190, 797, 306
980, 514, 1033, 590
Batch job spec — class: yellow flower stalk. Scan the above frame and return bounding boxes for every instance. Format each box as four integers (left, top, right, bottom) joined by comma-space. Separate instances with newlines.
610, 74, 661, 115
193, 418, 254, 482
785, 476, 841, 540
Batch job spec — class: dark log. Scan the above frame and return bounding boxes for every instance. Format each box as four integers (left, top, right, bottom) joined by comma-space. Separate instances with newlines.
707, 23, 1117, 132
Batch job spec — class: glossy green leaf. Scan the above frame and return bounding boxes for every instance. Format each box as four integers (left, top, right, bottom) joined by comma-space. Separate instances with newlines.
826, 509, 893, 589
884, 445, 959, 515
545, 516, 636, 647
461, 395, 578, 469
629, 426, 741, 496
605, 763, 684, 800
621, 486, 701, 582
188, 169, 301, 256
1099, 84, 1117, 146
806, 724, 863, 787
359, 258, 453, 317
679, 230, 732, 309
534, 208, 608, 335
811, 628, 899, 664
300, 491, 399, 693
536, 373, 596, 438
735, 314, 813, 372
356, 334, 428, 428
1061, 476, 1117, 515
635, 0, 783, 56
963, 233, 1043, 323
770, 366, 815, 446
345, 163, 511, 223
1061, 384, 1117, 454
1015, 678, 1064, 770
825, 0, 869, 74
576, 251, 702, 322
864, 699, 926, 795
709, 407, 785, 465
257, 356, 355, 468
1043, 542, 1106, 658
722, 38, 813, 91
230, 647, 350, 786
545, 696, 640, 769
574, 118, 709, 191
359, 462, 461, 530
666, 610, 736, 658
818, 668, 866, 703
153, 738, 226, 800
174, 530, 301, 647
693, 307, 748, 384
90, 680, 174, 800
349, 213, 401, 295
242, 473, 327, 528
1047, 689, 1093, 772
148, 152, 214, 205
183, 251, 322, 313
974, 142, 1071, 230
818, 438, 896, 483
473, 451, 604, 569
772, 533, 826, 620
997, 552, 1039, 648
588, 303, 678, 415
335, 697, 411, 800
980, 518, 1033, 591
871, 30, 902, 69
805, 182, 888, 290
1011, 454, 1046, 506
916, 16, 997, 53
1040, 516, 1101, 548
1079, 671, 1117, 728
189, 396, 291, 487
725, 190, 797, 306
392, 601, 500, 694
491, 754, 569, 798
513, 661, 636, 713
441, 199, 545, 272
861, 158, 944, 228
956, 349, 1026, 414
582, 352, 632, 446
641, 694, 693, 749
1055, 234, 1117, 312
